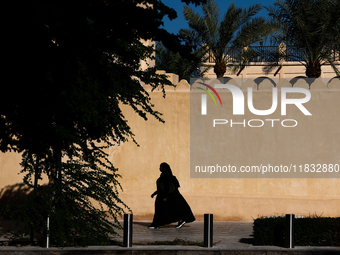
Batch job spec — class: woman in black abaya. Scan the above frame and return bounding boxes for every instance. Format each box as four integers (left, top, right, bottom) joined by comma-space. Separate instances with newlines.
149, 162, 195, 229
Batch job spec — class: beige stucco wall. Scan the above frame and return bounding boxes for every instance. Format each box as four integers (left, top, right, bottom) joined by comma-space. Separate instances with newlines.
0, 152, 25, 188
1, 74, 339, 222
110, 77, 340, 221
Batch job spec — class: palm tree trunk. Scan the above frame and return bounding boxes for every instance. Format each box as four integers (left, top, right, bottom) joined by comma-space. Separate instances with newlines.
305, 61, 321, 78
214, 62, 226, 78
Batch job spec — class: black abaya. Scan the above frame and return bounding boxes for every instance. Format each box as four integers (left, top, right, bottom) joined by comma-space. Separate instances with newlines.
151, 174, 195, 227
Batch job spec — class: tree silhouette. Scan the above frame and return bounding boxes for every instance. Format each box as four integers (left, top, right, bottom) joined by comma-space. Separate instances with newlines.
1, 0, 207, 246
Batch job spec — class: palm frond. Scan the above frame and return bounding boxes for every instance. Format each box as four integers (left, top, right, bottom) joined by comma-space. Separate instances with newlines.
183, 5, 206, 36
182, 0, 273, 77
235, 3, 262, 28
266, 0, 339, 77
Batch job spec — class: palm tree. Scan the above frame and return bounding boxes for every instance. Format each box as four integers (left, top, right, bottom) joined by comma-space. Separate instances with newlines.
182, 0, 271, 78
266, 0, 340, 78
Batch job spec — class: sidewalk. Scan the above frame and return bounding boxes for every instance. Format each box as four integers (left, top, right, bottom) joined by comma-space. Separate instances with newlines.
0, 221, 339, 254
113, 221, 254, 248
111, 221, 340, 252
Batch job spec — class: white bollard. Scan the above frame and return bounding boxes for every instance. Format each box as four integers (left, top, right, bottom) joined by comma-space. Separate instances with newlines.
46, 215, 50, 248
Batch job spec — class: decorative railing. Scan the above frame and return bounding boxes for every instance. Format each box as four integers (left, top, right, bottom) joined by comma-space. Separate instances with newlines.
206, 46, 340, 63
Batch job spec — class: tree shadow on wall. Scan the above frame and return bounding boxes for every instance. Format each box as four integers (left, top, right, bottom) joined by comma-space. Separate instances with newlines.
0, 183, 32, 220
0, 183, 34, 240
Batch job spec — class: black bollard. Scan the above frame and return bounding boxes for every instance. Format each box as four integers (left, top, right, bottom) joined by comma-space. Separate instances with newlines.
285, 214, 294, 248
123, 213, 133, 247
204, 214, 213, 247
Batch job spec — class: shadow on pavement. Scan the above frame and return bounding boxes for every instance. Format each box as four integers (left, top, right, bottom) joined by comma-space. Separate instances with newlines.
239, 237, 254, 245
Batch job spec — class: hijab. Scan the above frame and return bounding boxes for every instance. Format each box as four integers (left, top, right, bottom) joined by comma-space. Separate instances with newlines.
160, 162, 172, 176
158, 162, 180, 188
